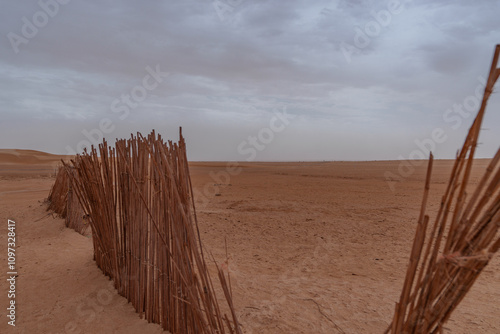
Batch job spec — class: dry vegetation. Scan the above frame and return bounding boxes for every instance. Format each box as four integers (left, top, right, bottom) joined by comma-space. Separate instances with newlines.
387, 44, 500, 333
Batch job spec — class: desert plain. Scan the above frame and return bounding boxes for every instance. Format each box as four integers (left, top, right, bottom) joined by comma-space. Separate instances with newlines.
0, 149, 499, 334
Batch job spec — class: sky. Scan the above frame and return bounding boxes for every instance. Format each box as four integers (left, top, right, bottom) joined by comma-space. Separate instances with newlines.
0, 0, 499, 161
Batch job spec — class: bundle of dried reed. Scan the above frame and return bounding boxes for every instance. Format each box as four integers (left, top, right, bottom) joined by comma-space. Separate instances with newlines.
47, 166, 69, 217
64, 166, 89, 235
64, 129, 240, 334
386, 44, 500, 333
47, 166, 89, 235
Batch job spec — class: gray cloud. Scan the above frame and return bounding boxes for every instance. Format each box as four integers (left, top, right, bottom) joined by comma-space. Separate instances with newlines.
0, 0, 499, 160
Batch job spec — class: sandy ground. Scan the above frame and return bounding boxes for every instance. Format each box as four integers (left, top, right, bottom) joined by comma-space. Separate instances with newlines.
0, 150, 499, 333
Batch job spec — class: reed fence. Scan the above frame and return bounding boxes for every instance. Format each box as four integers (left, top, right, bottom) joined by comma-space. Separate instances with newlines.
52, 129, 241, 334
47, 166, 89, 235
386, 44, 500, 333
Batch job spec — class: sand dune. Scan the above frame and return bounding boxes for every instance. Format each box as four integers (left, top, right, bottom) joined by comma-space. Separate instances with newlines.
0, 149, 69, 164
0, 149, 72, 178
0, 150, 499, 333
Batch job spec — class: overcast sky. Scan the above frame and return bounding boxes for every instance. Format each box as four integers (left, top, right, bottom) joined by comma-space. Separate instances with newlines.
0, 0, 499, 161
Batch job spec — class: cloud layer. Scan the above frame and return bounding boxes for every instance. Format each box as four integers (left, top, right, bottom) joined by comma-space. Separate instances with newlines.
1, 0, 499, 160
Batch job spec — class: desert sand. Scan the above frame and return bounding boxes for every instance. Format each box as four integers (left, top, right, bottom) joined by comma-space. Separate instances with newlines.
0, 150, 499, 333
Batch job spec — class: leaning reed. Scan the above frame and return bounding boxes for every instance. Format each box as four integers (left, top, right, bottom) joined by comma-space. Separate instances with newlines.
386, 44, 500, 333
47, 166, 89, 235
47, 165, 69, 216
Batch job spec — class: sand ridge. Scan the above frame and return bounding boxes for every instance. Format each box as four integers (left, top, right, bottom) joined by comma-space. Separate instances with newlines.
0, 149, 72, 179
0, 149, 69, 165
